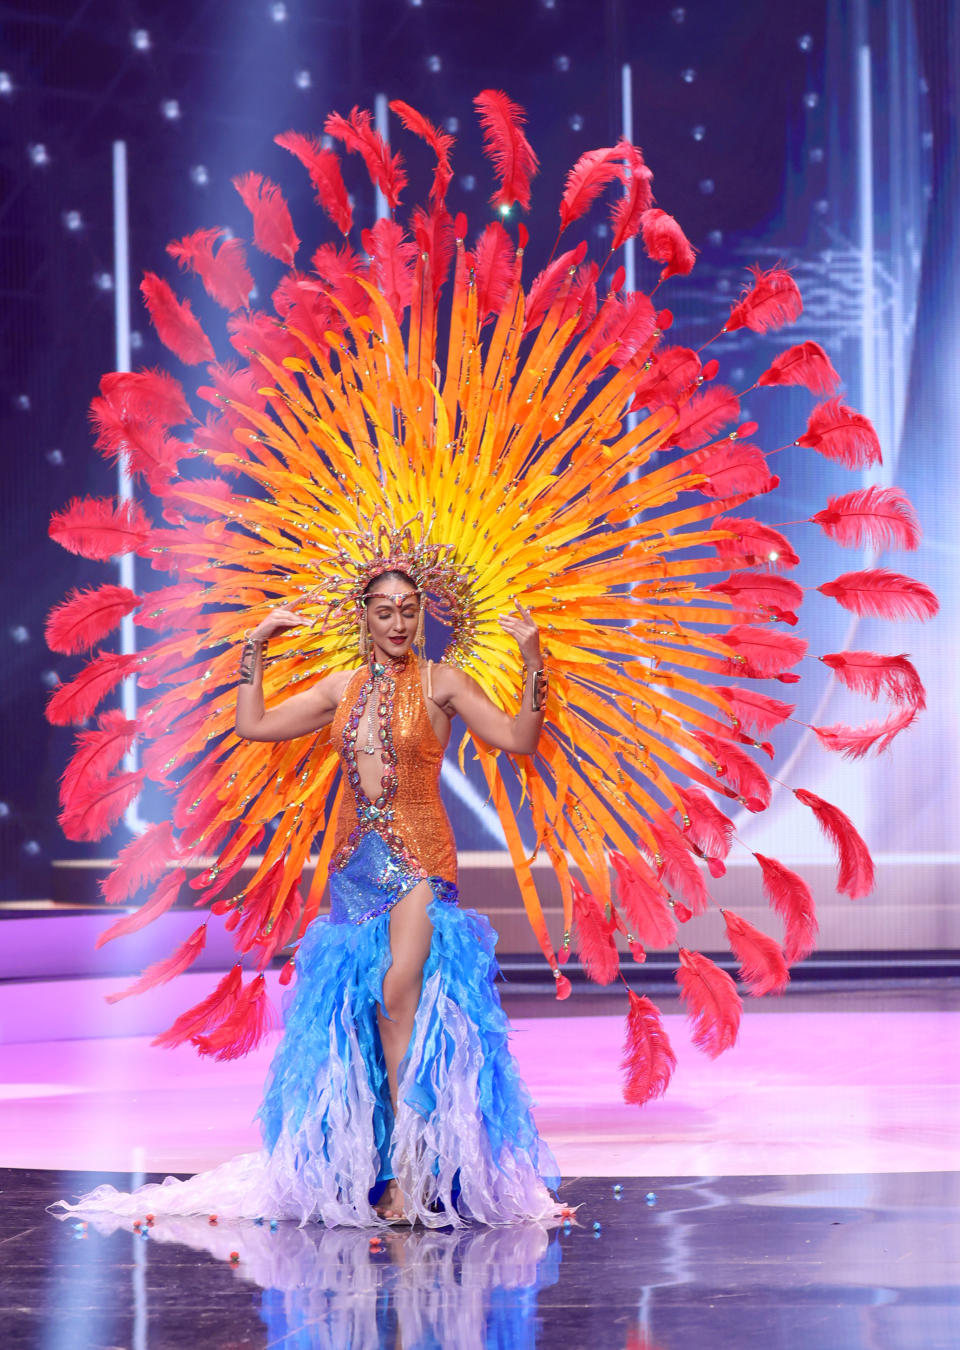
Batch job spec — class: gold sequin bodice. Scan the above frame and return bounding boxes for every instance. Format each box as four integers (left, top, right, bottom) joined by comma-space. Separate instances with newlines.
330, 656, 457, 884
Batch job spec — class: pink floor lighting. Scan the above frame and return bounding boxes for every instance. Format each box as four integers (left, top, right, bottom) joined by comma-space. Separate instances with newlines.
1, 998, 956, 1180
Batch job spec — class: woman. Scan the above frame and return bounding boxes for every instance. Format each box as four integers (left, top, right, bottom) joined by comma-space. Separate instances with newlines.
58, 566, 560, 1229
239, 568, 556, 1224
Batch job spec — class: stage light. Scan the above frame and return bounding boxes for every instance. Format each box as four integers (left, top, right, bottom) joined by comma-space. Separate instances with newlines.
797, 34, 814, 53
498, 204, 511, 217
14, 394, 30, 411
10, 626, 29, 644
28, 143, 50, 167
568, 113, 583, 132
130, 28, 151, 51
22, 840, 41, 857
45, 449, 64, 466
426, 54, 442, 73
803, 91, 819, 109
444, 116, 458, 132
62, 210, 83, 231
40, 670, 60, 688
681, 68, 696, 84
540, 0, 556, 10
814, 199, 829, 214
708, 229, 723, 246
160, 98, 181, 121
269, 2, 288, 20
460, 174, 476, 192
554, 54, 570, 73
409, 0, 424, 7
810, 147, 825, 163
691, 124, 705, 142
699, 178, 715, 194
0, 803, 9, 819
189, 164, 209, 186
671, 6, 686, 21
922, 130, 934, 149
594, 221, 609, 238
0, 72, 13, 96
294, 69, 311, 89
130, 331, 144, 350
94, 271, 114, 292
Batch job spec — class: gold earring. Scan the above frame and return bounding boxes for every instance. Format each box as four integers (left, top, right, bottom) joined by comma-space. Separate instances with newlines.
359, 614, 370, 661
415, 604, 425, 652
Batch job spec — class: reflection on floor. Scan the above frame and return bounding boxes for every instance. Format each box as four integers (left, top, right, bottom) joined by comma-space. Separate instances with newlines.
2, 1169, 956, 1349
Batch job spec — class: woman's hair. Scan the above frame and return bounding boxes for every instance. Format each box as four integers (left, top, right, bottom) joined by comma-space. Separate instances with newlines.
361, 570, 419, 604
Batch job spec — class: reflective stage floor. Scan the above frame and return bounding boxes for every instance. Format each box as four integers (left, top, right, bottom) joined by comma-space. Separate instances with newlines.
1, 987, 957, 1347
3, 1169, 957, 1349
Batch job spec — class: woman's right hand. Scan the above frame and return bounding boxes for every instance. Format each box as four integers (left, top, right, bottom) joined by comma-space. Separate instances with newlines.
247, 607, 304, 643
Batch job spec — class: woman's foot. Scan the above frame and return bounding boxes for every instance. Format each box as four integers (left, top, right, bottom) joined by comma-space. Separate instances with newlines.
376, 1179, 410, 1224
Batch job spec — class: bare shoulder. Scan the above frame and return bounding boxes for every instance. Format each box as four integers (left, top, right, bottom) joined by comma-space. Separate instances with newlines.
330, 665, 360, 698
310, 664, 357, 711
428, 661, 478, 709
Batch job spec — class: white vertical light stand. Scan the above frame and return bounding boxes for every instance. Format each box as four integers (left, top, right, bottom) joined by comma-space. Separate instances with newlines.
856, 41, 877, 449
621, 64, 642, 518
620, 63, 637, 298
373, 92, 390, 222
113, 140, 147, 834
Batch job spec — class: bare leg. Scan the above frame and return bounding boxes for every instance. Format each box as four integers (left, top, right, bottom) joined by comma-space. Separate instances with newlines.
376, 879, 435, 1220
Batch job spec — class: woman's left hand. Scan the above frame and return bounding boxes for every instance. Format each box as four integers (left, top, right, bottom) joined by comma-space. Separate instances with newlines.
498, 600, 543, 669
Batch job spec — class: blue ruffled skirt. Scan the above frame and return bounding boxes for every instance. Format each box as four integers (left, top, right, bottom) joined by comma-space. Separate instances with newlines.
55, 833, 561, 1228
254, 831, 561, 1225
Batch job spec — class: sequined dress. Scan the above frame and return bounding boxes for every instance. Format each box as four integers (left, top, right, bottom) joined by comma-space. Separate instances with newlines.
56, 655, 561, 1228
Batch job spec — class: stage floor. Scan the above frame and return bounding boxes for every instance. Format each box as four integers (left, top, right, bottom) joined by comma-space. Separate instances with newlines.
4, 1168, 958, 1349
0, 991, 956, 1178
0, 988, 957, 1347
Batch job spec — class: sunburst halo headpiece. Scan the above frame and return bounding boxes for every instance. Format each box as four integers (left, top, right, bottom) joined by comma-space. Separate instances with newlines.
319, 510, 480, 662
43, 89, 934, 1103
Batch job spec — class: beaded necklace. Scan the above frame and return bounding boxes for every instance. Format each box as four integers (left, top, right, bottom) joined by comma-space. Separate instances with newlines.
340, 654, 407, 827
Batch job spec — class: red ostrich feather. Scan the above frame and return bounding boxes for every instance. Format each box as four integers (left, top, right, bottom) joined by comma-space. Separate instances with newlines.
232, 172, 300, 265
797, 397, 882, 468
140, 273, 216, 364
473, 89, 540, 211
722, 909, 790, 995
640, 208, 696, 281
166, 227, 254, 311
726, 264, 803, 333
676, 948, 742, 1058
793, 790, 875, 899
621, 991, 678, 1105
274, 131, 353, 234
818, 568, 938, 621
810, 486, 921, 552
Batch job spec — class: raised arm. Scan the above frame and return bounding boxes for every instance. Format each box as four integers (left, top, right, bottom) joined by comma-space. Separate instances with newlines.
431, 603, 548, 755
235, 607, 351, 742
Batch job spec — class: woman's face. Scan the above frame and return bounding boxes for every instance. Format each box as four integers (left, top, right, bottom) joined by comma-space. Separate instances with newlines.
364, 588, 420, 660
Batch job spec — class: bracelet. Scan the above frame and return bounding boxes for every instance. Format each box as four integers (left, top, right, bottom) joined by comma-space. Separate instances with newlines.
239, 636, 267, 684
523, 664, 548, 712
